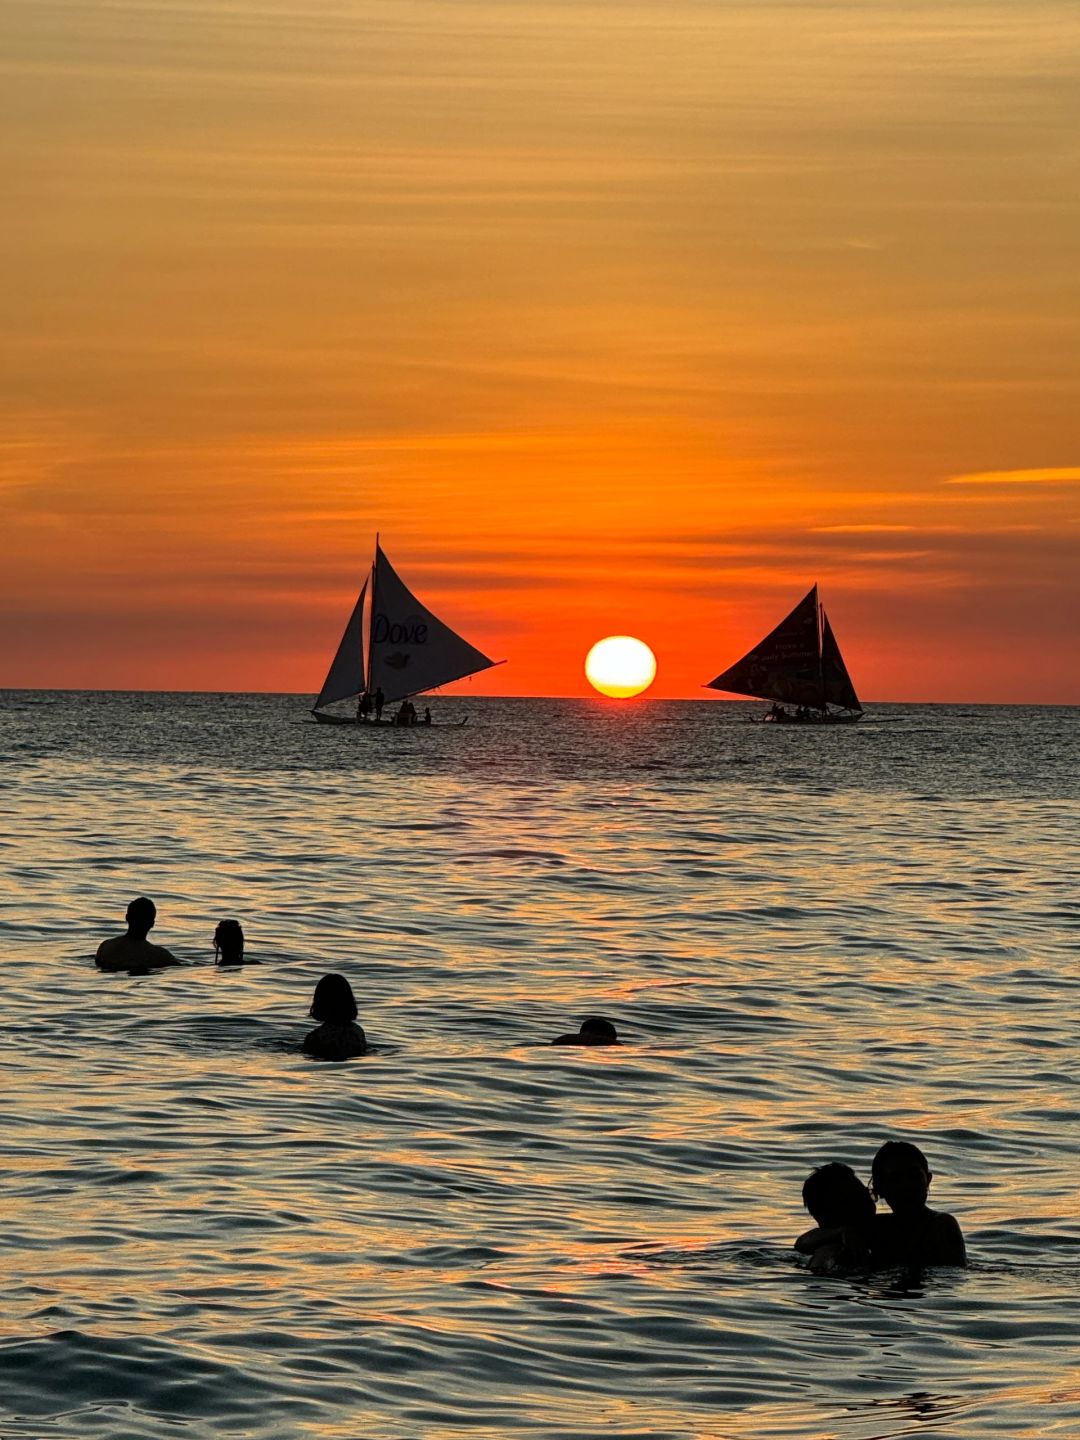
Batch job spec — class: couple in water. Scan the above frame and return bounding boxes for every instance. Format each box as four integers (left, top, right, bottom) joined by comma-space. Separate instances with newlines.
95, 898, 247, 970
797, 1143, 966, 1273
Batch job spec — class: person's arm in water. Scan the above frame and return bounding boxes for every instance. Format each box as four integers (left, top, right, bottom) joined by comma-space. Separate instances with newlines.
796, 1225, 869, 1273
807, 1239, 847, 1274
794, 1225, 834, 1254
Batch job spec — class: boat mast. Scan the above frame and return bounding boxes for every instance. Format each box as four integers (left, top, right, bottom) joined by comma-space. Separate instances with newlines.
815, 584, 827, 712
365, 534, 379, 694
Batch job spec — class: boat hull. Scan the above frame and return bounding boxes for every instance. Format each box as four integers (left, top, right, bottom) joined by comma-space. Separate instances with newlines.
753, 712, 863, 725
310, 711, 466, 728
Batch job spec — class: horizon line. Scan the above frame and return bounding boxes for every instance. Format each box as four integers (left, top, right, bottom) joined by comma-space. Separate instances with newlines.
1, 685, 1077, 708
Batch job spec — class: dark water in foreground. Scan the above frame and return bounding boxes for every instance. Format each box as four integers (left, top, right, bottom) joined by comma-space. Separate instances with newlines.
1, 693, 1077, 1439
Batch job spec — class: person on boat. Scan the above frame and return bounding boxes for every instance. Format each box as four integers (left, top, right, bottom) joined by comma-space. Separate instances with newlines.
374, 687, 385, 722
303, 974, 367, 1060
213, 919, 251, 965
551, 1016, 619, 1046
794, 1162, 876, 1274
869, 1141, 966, 1267
95, 897, 181, 972
357, 691, 372, 722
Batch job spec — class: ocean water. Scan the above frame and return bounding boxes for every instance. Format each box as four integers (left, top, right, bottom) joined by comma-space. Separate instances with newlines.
0, 692, 1076, 1440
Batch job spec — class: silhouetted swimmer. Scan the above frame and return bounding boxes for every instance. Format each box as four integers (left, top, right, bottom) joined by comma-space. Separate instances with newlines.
551, 1016, 619, 1046
870, 1140, 966, 1267
213, 919, 251, 965
95, 897, 181, 972
794, 1162, 876, 1274
303, 974, 367, 1061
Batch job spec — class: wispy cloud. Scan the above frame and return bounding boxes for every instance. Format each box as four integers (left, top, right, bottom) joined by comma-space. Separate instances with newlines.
946, 467, 1080, 487
811, 524, 919, 534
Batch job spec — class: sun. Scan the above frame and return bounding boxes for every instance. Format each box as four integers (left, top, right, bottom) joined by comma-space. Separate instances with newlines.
585, 636, 657, 698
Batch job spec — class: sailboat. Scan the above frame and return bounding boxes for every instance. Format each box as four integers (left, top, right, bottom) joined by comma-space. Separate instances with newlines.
705, 584, 864, 723
311, 540, 502, 724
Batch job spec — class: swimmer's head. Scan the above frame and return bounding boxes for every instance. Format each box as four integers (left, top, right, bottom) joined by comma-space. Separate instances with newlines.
578, 1016, 618, 1044
126, 896, 156, 937
871, 1141, 932, 1214
310, 973, 358, 1024
802, 1162, 876, 1230
213, 919, 244, 963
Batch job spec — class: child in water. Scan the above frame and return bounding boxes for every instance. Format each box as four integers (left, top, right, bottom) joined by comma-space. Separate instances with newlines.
551, 1016, 619, 1046
795, 1162, 876, 1274
870, 1140, 966, 1267
303, 974, 367, 1061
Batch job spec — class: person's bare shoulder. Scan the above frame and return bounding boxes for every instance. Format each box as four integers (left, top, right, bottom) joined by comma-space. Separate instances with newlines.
95, 935, 127, 968
933, 1211, 966, 1265
95, 937, 180, 970
146, 944, 181, 967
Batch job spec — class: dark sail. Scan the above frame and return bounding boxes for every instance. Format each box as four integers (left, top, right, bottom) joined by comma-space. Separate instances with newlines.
821, 610, 862, 711
706, 586, 824, 706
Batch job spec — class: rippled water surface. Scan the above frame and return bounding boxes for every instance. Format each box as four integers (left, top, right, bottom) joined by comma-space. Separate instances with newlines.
1, 693, 1077, 1438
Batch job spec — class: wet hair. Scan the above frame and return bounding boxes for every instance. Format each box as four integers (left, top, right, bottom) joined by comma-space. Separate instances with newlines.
126, 896, 156, 933
802, 1162, 876, 1229
579, 1016, 618, 1044
871, 1140, 931, 1195
213, 919, 244, 962
309, 973, 358, 1024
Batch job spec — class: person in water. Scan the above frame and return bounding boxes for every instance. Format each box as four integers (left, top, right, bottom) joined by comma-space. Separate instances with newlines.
96, 897, 181, 972
870, 1140, 966, 1267
303, 974, 367, 1060
357, 691, 372, 722
794, 1162, 876, 1274
423, 707, 432, 725
551, 1016, 619, 1046
374, 687, 385, 722
213, 919, 249, 964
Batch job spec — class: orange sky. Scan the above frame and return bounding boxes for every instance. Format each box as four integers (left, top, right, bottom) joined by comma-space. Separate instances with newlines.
2, 1, 1078, 701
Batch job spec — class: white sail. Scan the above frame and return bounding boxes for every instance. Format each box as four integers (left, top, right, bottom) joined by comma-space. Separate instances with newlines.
367, 543, 497, 704
313, 577, 368, 711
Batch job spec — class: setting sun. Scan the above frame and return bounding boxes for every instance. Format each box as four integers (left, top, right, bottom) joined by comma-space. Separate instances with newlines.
584, 636, 657, 698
